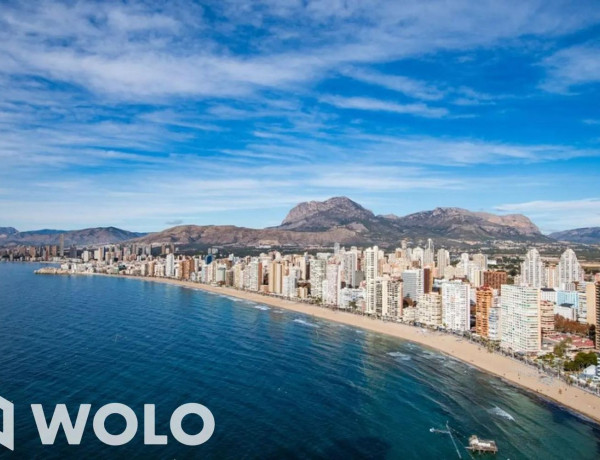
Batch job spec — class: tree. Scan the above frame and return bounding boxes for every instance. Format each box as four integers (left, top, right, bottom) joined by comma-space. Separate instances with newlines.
553, 338, 572, 359
564, 351, 598, 372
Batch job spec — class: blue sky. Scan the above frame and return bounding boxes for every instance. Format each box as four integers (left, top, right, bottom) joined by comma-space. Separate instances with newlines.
1, 1, 600, 233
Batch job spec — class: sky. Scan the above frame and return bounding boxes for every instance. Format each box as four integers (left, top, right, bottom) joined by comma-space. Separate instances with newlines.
1, 0, 600, 234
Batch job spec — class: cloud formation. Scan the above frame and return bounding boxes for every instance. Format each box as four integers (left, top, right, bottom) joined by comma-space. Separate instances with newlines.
0, 1, 599, 231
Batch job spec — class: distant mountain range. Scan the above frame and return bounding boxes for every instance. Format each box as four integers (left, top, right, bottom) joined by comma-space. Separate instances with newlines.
132, 197, 551, 248
549, 227, 600, 244
0, 227, 146, 246
3, 197, 597, 248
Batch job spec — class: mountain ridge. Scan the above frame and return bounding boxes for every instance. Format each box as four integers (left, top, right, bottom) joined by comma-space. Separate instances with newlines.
3, 197, 566, 248
134, 197, 549, 247
0, 227, 146, 246
549, 227, 600, 244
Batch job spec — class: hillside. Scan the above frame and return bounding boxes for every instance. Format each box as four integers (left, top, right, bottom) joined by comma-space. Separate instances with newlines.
549, 227, 600, 244
0, 227, 146, 246
134, 197, 548, 247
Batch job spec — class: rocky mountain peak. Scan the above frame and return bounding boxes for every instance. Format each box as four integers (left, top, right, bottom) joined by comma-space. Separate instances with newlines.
280, 196, 375, 231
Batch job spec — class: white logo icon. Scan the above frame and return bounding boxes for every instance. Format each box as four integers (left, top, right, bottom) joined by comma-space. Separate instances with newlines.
0, 396, 14, 451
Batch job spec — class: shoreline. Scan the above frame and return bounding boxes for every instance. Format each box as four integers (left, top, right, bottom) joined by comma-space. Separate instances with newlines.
46, 271, 600, 425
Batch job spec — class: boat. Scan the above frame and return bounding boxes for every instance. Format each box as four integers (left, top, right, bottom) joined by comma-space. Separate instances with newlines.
467, 435, 498, 454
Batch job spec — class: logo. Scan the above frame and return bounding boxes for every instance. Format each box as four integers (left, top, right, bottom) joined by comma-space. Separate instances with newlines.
0, 397, 214, 451
0, 396, 14, 451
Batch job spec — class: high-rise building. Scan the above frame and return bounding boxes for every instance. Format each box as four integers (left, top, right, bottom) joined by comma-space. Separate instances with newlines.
423, 267, 433, 293
441, 281, 471, 331
410, 246, 422, 266
475, 287, 494, 337
402, 269, 424, 301
540, 300, 555, 337
596, 283, 600, 349
521, 248, 545, 288
558, 248, 583, 289
586, 282, 597, 327
341, 251, 358, 287
416, 293, 442, 326
423, 239, 435, 267
488, 295, 501, 341
483, 270, 507, 293
324, 263, 341, 306
268, 261, 284, 294
59, 234, 65, 258
365, 246, 380, 314
247, 260, 263, 291
436, 248, 450, 278
166, 253, 175, 277
309, 258, 327, 300
500, 285, 541, 354
472, 253, 488, 271
374, 277, 402, 318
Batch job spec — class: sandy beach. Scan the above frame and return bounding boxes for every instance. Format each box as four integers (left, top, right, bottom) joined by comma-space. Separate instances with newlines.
82, 273, 600, 424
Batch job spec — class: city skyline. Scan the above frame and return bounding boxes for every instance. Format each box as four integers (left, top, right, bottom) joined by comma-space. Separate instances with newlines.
1, 1, 600, 232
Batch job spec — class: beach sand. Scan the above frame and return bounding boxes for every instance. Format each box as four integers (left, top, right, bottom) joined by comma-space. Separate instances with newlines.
91, 274, 600, 424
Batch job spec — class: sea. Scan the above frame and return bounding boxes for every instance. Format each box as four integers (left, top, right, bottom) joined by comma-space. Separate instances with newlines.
0, 262, 599, 459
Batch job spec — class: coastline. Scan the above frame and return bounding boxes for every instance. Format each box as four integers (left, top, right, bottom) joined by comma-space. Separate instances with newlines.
51, 271, 600, 424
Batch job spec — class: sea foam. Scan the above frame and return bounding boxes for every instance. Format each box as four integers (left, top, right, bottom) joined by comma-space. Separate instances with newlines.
293, 318, 320, 328
489, 406, 515, 421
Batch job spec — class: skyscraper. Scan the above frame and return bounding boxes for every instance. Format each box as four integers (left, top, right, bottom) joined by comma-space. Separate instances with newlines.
558, 248, 583, 289
441, 281, 471, 331
59, 234, 65, 258
365, 246, 380, 314
309, 258, 327, 301
500, 285, 541, 354
521, 248, 545, 288
436, 248, 450, 278
483, 270, 507, 293
475, 286, 494, 337
402, 269, 424, 301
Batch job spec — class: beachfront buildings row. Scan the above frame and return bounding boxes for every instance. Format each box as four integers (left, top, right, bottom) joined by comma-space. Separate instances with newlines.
59, 243, 599, 356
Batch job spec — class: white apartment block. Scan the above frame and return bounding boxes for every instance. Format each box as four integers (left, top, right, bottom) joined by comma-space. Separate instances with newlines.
500, 285, 541, 354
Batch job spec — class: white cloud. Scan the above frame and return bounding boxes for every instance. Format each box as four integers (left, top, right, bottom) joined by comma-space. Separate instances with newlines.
540, 42, 600, 93
340, 67, 445, 101
321, 96, 448, 118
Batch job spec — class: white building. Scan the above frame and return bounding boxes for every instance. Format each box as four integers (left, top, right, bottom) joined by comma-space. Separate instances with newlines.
441, 281, 471, 331
324, 263, 341, 306
416, 293, 442, 326
521, 248, 545, 288
558, 248, 583, 290
365, 246, 380, 314
375, 277, 402, 318
436, 248, 450, 278
309, 258, 327, 301
166, 253, 175, 278
500, 285, 541, 354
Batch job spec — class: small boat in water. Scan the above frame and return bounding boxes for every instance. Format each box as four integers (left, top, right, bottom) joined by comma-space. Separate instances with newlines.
467, 435, 498, 454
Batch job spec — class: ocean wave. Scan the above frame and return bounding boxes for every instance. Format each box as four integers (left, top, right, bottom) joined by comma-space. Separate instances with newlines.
253, 305, 270, 311
293, 318, 320, 328
489, 406, 515, 421
387, 351, 412, 361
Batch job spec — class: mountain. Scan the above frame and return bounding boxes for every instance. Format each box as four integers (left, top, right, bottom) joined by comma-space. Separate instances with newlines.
0, 227, 146, 246
383, 207, 542, 241
549, 227, 600, 244
134, 197, 548, 248
0, 227, 18, 239
279, 197, 377, 231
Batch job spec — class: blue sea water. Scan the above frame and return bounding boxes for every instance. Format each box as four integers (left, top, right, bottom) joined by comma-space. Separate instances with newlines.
0, 263, 599, 459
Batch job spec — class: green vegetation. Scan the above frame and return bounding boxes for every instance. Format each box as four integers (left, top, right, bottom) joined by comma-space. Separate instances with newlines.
564, 352, 598, 372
